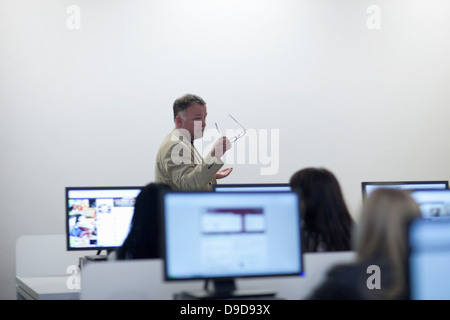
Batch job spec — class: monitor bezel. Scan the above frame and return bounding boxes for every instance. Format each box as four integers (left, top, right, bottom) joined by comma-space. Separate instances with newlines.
160, 191, 303, 283
65, 186, 143, 251
361, 180, 449, 201
212, 183, 291, 192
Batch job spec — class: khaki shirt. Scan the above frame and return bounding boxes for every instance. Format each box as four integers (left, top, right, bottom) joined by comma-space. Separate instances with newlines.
154, 129, 224, 191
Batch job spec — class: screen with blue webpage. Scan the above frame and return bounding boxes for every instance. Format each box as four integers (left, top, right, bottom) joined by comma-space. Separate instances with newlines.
66, 187, 142, 250
408, 218, 450, 299
163, 192, 302, 280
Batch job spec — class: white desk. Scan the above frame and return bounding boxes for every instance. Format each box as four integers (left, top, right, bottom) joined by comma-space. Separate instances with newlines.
15, 234, 94, 300
80, 252, 356, 300
15, 248, 356, 300
16, 276, 80, 300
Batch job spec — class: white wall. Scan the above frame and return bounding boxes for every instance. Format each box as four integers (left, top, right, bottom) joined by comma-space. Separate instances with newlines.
1, 0, 450, 299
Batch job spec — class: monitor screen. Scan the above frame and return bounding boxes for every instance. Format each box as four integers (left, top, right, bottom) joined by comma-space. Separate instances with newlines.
408, 218, 450, 299
162, 191, 302, 298
213, 183, 291, 193
409, 189, 450, 219
362, 181, 448, 201
66, 186, 142, 251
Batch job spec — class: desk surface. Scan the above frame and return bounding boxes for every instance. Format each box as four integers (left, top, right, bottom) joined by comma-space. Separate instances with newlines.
16, 276, 80, 300
16, 252, 356, 300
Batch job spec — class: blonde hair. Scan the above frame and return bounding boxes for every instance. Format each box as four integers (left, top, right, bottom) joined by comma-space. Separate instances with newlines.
355, 188, 421, 299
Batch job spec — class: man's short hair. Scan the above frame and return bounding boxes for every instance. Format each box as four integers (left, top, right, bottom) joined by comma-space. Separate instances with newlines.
173, 94, 206, 120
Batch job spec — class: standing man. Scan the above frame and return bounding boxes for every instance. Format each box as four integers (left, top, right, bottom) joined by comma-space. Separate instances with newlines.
155, 94, 233, 191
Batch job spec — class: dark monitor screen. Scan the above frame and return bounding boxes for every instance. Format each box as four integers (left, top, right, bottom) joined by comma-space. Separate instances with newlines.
213, 183, 291, 193
408, 218, 450, 299
162, 191, 302, 299
362, 181, 448, 201
66, 186, 142, 251
409, 189, 450, 219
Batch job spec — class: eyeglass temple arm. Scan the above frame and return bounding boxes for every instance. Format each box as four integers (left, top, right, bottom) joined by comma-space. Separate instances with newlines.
215, 122, 223, 135
228, 114, 246, 130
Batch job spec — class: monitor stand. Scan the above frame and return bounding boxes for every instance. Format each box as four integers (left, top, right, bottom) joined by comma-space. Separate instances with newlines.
180, 278, 276, 300
84, 249, 108, 261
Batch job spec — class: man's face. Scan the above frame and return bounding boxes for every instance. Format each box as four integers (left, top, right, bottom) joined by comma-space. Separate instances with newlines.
177, 103, 207, 141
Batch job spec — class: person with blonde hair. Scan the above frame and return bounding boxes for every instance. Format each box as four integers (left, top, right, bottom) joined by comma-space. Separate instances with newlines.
307, 188, 421, 299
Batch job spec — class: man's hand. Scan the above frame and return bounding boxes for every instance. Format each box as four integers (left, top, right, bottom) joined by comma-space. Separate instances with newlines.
211, 136, 232, 159
215, 168, 233, 180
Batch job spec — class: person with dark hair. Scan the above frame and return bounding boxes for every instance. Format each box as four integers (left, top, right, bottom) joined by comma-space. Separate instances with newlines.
307, 188, 421, 299
155, 93, 233, 191
289, 167, 354, 252
110, 183, 172, 260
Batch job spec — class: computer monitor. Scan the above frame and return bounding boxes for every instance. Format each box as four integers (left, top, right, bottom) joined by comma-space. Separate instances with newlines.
409, 189, 450, 219
408, 218, 450, 299
66, 186, 142, 251
362, 181, 448, 201
162, 191, 302, 299
213, 183, 291, 193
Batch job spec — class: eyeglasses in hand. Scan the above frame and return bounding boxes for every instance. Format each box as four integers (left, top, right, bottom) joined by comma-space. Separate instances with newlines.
215, 114, 247, 143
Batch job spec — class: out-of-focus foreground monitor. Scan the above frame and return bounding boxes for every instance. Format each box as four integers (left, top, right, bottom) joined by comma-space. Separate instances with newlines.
162, 191, 302, 299
408, 218, 450, 300
66, 186, 142, 251
362, 181, 448, 201
213, 183, 291, 193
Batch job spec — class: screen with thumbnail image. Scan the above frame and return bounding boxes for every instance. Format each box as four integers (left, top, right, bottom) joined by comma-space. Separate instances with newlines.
362, 181, 448, 201
409, 189, 450, 219
66, 187, 142, 250
163, 192, 302, 281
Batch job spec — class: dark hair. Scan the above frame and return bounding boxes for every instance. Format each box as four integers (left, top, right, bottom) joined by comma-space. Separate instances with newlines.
173, 94, 206, 120
289, 167, 354, 253
115, 183, 172, 260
